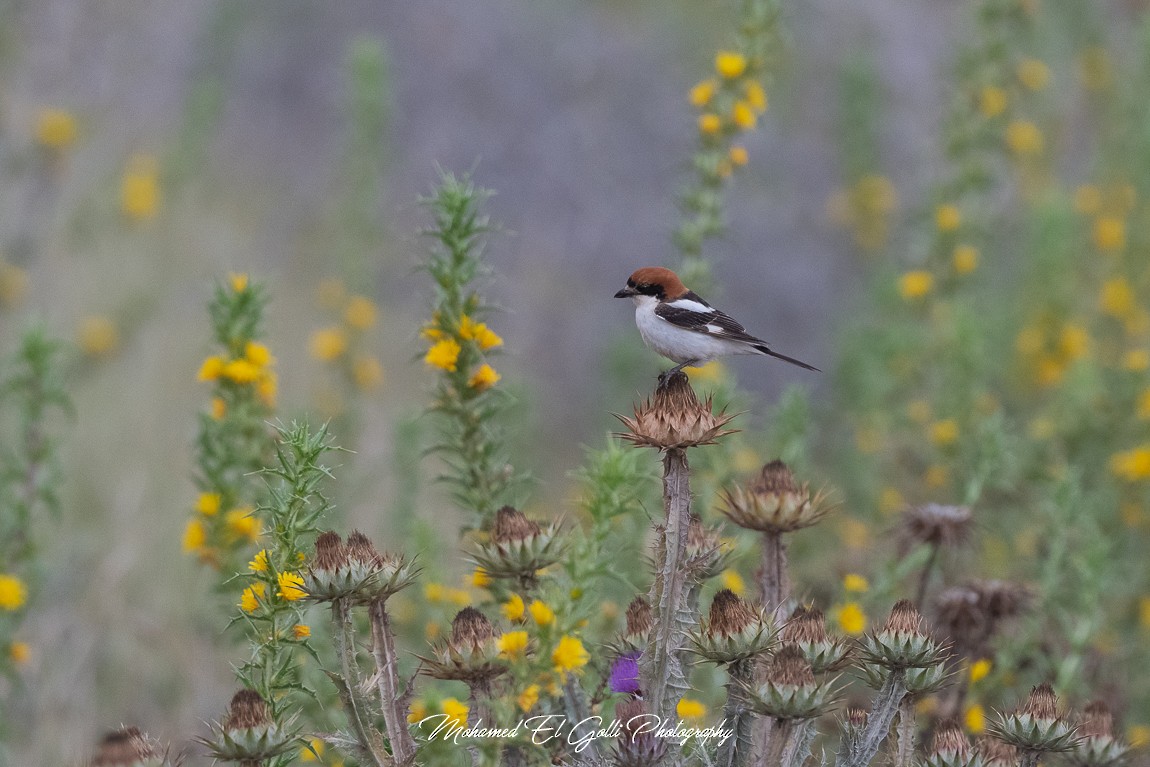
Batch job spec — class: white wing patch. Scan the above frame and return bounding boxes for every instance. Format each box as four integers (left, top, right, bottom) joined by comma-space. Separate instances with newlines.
666, 298, 712, 314
704, 323, 724, 334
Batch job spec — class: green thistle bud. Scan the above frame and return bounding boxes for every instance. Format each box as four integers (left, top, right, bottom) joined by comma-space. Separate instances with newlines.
720, 460, 834, 533
1071, 701, 1129, 767
689, 589, 775, 664
781, 605, 852, 673
922, 718, 981, 767
198, 689, 299, 763
89, 727, 169, 767
419, 607, 508, 684
857, 600, 948, 670
989, 683, 1080, 753
347, 530, 420, 601
612, 698, 668, 767
860, 660, 951, 694
615, 372, 737, 450
746, 645, 838, 720
471, 506, 565, 587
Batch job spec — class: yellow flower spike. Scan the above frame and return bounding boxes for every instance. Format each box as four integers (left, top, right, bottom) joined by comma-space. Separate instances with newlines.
843, 573, 869, 593
310, 327, 348, 362
930, 419, 959, 447
953, 244, 979, 274
408, 700, 428, 724
0, 574, 29, 611
729, 146, 749, 166
424, 338, 462, 372
197, 356, 225, 382
225, 508, 261, 543
1101, 278, 1135, 318
239, 582, 266, 613
720, 569, 745, 596
300, 738, 324, 761
935, 204, 961, 232
689, 79, 717, 107
1005, 120, 1043, 155
78, 316, 119, 357
344, 295, 378, 330
196, 492, 221, 516
552, 635, 590, 675
964, 703, 986, 734
529, 600, 555, 627
744, 80, 768, 112
698, 113, 722, 135
517, 684, 540, 712
469, 363, 500, 391
353, 356, 384, 391
120, 154, 160, 221
978, 86, 1007, 118
835, 602, 866, 635
182, 519, 206, 553
715, 50, 747, 79
229, 273, 249, 293
498, 630, 529, 658
677, 698, 707, 720
35, 108, 78, 149
277, 572, 307, 601
221, 359, 262, 384
1094, 216, 1126, 251
1017, 58, 1050, 91
210, 397, 226, 420
244, 341, 273, 367
731, 101, 757, 131
502, 593, 526, 622
470, 567, 492, 588
9, 641, 30, 666
443, 698, 469, 727
898, 271, 934, 300
249, 549, 269, 573
969, 658, 992, 683
293, 624, 311, 640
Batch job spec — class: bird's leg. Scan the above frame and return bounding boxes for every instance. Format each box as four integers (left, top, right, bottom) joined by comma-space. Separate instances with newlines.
657, 360, 698, 389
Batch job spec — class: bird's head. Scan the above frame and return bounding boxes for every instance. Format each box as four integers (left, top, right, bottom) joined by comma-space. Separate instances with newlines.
614, 267, 687, 301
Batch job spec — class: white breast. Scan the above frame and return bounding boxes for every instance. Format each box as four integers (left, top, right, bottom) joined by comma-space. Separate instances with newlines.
632, 296, 744, 364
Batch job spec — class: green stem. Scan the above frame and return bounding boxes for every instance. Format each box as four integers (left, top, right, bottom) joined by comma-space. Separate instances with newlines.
369, 599, 417, 765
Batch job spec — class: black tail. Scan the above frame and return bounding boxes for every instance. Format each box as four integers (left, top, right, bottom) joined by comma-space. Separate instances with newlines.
753, 344, 820, 372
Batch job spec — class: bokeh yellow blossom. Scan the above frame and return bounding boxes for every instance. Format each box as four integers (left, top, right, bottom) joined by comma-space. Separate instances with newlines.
353, 356, 384, 391
731, 101, 757, 130
843, 573, 869, 593
0, 574, 28, 611
835, 602, 866, 635
518, 684, 540, 712
953, 245, 979, 274
311, 327, 348, 362
935, 204, 961, 232
689, 80, 717, 107
1112, 447, 1150, 481
721, 569, 746, 596
552, 635, 590, 675
121, 154, 160, 220
9, 641, 30, 666
1094, 216, 1126, 251
965, 703, 986, 733
1005, 120, 1043, 155
715, 51, 747, 79
1101, 278, 1134, 318
503, 593, 526, 622
469, 363, 500, 391
930, 419, 959, 446
698, 113, 722, 135
969, 658, 992, 683
729, 146, 749, 166
225, 508, 261, 543
677, 698, 707, 720
898, 271, 934, 300
36, 108, 78, 149
182, 519, 206, 553
344, 295, 378, 329
1017, 58, 1050, 90
530, 600, 555, 627
744, 80, 767, 112
424, 338, 462, 371
978, 86, 1007, 118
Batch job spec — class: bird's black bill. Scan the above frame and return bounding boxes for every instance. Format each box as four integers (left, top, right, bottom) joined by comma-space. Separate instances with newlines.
614, 287, 637, 298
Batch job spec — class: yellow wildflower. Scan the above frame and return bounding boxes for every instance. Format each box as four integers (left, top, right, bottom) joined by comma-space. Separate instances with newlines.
498, 630, 529, 657
843, 574, 869, 593
240, 582, 266, 612
731, 101, 756, 131
1059, 324, 1088, 360
935, 204, 961, 232
310, 327, 348, 362
249, 549, 269, 573
78, 316, 119, 357
677, 698, 707, 720
210, 397, 226, 420
277, 572, 308, 601
969, 658, 992, 683
408, 700, 428, 723
344, 295, 378, 329
300, 738, 324, 761
0, 574, 28, 611
1094, 216, 1126, 251
978, 86, 1007, 118
229, 273, 249, 293
502, 594, 526, 622
182, 519, 206, 553
353, 356, 384, 391
552, 635, 590, 675
244, 341, 273, 367
196, 492, 221, 516
1101, 278, 1135, 318
698, 113, 722, 135
1124, 350, 1150, 371
953, 245, 979, 274
293, 624, 311, 640
424, 338, 462, 371
729, 146, 749, 166
1112, 446, 1150, 481
35, 108, 78, 149
924, 465, 950, 488
898, 271, 934, 300
965, 703, 986, 734
715, 51, 747, 79
221, 359, 262, 384
470, 568, 491, 588
197, 356, 225, 381
530, 600, 555, 627
835, 602, 866, 635
0, 262, 28, 307
744, 80, 768, 112
469, 363, 500, 391
9, 641, 30, 666
689, 80, 717, 107
930, 419, 959, 447
225, 508, 261, 543
1005, 120, 1043, 155
121, 154, 160, 221
256, 371, 277, 407
721, 569, 745, 596
517, 684, 540, 712
424, 583, 446, 602
1017, 58, 1050, 90
447, 588, 471, 606
442, 698, 469, 727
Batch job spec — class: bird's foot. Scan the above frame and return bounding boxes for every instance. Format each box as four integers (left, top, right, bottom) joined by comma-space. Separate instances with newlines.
656, 364, 691, 390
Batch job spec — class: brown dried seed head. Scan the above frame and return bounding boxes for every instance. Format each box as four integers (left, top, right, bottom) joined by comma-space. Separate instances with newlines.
1020, 683, 1059, 721
617, 698, 649, 736
492, 506, 541, 544
615, 372, 737, 449
451, 607, 498, 648
901, 503, 973, 550
973, 579, 1030, 620
345, 530, 382, 565
313, 531, 347, 571
708, 589, 757, 638
687, 515, 718, 550
846, 708, 868, 728
782, 605, 829, 644
976, 735, 1018, 766
91, 727, 160, 766
930, 719, 972, 757
767, 644, 815, 687
1080, 701, 1114, 739
883, 599, 925, 636
755, 460, 800, 495
625, 596, 653, 637
223, 688, 272, 730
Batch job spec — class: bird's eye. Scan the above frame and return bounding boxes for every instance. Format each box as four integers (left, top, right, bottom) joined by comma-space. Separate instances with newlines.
627, 279, 636, 288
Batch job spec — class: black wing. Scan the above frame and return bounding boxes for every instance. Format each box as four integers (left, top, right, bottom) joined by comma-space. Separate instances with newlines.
654, 291, 767, 345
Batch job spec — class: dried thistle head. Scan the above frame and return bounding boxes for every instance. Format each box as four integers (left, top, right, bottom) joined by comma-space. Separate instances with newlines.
223, 688, 272, 730
745, 644, 838, 720
976, 735, 1018, 767
625, 596, 653, 639
900, 504, 973, 552
1074, 701, 1130, 767
420, 606, 508, 684
198, 688, 298, 763
685, 515, 728, 578
923, 719, 976, 767
858, 600, 948, 671
689, 589, 774, 665
612, 697, 667, 767
472, 509, 564, 586
720, 460, 835, 533
304, 529, 418, 602
492, 506, 541, 542
781, 605, 852, 673
935, 580, 1029, 655
989, 683, 1079, 753
615, 372, 737, 450
90, 727, 166, 767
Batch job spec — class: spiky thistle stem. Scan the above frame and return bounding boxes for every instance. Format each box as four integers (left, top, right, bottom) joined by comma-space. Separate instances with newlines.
894, 696, 916, 767
717, 658, 756, 767
333, 599, 390, 767
836, 670, 907, 767
759, 530, 790, 618
369, 598, 417, 765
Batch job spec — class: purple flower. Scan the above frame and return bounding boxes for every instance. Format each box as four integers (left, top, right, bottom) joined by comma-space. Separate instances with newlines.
609, 650, 642, 695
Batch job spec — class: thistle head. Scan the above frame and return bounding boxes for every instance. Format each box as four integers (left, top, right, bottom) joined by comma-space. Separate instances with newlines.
935, 580, 1029, 656
304, 529, 417, 602
198, 688, 298, 763
1073, 701, 1130, 767
472, 508, 564, 586
781, 605, 853, 673
89, 727, 167, 767
615, 372, 737, 450
689, 589, 775, 665
420, 606, 508, 684
720, 460, 835, 533
612, 697, 667, 767
608, 650, 642, 696
746, 645, 838, 720
900, 503, 973, 552
858, 600, 948, 671
989, 683, 1080, 753
923, 719, 978, 767
625, 595, 653, 639
685, 515, 728, 578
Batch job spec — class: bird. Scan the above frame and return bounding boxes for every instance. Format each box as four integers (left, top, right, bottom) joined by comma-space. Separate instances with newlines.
614, 266, 819, 379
